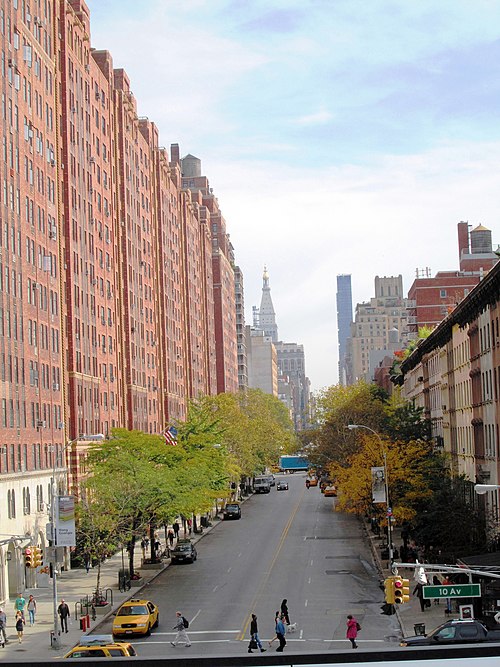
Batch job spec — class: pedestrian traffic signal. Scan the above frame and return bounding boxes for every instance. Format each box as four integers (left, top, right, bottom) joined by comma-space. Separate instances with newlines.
384, 576, 395, 604
33, 546, 43, 567
394, 576, 404, 604
24, 548, 34, 568
401, 578, 410, 604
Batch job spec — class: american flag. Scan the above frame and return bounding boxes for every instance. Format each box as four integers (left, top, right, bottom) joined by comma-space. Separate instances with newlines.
163, 425, 178, 446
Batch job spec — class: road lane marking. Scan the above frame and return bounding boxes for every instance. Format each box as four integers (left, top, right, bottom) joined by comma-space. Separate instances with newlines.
153, 630, 240, 635
299, 629, 303, 639
238, 485, 306, 640
305, 599, 308, 607
238, 552, 242, 557
308, 577, 311, 584
310, 559, 314, 566
190, 609, 201, 625
227, 567, 232, 573
212, 585, 219, 592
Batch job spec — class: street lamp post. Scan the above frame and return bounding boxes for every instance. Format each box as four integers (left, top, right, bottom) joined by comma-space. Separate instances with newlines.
348, 424, 393, 563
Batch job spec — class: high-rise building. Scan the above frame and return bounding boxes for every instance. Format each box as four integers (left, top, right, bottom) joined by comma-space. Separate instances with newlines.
178, 152, 238, 394
252, 268, 311, 429
253, 267, 278, 342
245, 327, 278, 396
336, 275, 353, 385
351, 275, 412, 382
234, 266, 248, 391
0, 0, 241, 602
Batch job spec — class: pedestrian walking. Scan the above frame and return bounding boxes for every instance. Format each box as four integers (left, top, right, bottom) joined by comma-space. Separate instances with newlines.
15, 612, 25, 643
280, 599, 290, 625
168, 530, 174, 547
187, 518, 192, 535
173, 522, 180, 539
442, 576, 453, 613
140, 538, 147, 558
413, 582, 427, 612
154, 538, 161, 556
58, 599, 71, 633
269, 612, 286, 652
346, 615, 359, 648
170, 611, 191, 647
27, 595, 37, 626
0, 608, 7, 645
14, 593, 26, 620
248, 614, 266, 653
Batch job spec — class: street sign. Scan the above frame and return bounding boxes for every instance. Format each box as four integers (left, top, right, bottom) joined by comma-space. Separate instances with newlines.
494, 611, 500, 624
422, 584, 481, 599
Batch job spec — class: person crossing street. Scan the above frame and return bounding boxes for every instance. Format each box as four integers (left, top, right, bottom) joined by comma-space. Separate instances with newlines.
170, 611, 191, 647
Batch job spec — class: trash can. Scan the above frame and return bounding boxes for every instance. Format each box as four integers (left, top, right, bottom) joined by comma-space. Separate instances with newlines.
414, 623, 426, 636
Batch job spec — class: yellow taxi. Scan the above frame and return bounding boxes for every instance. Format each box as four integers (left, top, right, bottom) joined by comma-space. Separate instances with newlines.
112, 598, 159, 637
308, 478, 318, 487
324, 485, 337, 497
64, 635, 137, 658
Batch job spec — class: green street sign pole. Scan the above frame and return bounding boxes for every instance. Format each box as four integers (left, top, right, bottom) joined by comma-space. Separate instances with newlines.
422, 584, 481, 599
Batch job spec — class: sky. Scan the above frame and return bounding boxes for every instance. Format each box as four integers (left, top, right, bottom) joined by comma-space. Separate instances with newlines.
86, 0, 500, 391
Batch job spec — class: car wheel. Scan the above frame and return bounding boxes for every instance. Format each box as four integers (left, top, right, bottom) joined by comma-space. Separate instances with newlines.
146, 624, 151, 636
153, 615, 159, 629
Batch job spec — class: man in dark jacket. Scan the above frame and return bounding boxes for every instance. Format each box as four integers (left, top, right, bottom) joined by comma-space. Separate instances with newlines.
248, 614, 266, 653
58, 599, 70, 633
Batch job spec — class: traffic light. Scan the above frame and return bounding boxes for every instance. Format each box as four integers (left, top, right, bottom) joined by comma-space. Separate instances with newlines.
384, 576, 395, 604
394, 576, 404, 604
33, 546, 43, 567
401, 578, 410, 604
24, 548, 34, 568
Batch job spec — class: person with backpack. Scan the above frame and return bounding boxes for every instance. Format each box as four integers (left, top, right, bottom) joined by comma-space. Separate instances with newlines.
346, 614, 359, 648
170, 611, 191, 647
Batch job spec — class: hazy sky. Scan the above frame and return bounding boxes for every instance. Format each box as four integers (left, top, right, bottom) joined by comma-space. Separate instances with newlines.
87, 0, 500, 391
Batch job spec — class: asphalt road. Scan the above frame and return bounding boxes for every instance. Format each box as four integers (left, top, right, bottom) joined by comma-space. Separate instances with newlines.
95, 473, 400, 657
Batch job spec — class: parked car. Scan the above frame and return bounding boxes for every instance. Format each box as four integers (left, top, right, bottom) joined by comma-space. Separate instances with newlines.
323, 485, 337, 497
64, 635, 137, 658
401, 619, 500, 646
223, 502, 241, 519
277, 480, 289, 490
112, 599, 159, 637
171, 539, 197, 563
266, 474, 276, 487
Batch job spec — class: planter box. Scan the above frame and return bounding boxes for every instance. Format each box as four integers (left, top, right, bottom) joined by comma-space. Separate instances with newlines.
130, 578, 144, 587
141, 562, 164, 570
94, 603, 111, 615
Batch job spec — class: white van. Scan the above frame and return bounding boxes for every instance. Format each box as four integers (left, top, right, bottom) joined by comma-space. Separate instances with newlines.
254, 476, 271, 494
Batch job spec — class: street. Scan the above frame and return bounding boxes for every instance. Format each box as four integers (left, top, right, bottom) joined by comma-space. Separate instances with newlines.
94, 473, 400, 657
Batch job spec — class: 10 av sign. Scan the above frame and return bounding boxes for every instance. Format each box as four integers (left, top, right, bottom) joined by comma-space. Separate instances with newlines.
422, 584, 481, 599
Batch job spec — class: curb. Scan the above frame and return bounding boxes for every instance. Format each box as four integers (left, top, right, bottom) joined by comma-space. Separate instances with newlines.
90, 497, 252, 634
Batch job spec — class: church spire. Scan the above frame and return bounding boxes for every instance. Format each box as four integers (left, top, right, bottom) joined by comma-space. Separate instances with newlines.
259, 265, 278, 342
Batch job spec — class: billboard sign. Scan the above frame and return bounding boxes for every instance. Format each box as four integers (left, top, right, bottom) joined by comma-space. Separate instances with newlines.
56, 495, 76, 547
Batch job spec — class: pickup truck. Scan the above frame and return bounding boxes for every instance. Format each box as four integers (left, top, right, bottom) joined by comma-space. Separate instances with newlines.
401, 619, 500, 646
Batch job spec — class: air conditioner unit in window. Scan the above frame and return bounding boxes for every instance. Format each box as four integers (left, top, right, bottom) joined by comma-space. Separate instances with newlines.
52, 383, 59, 391
36, 420, 46, 428
89, 156, 95, 163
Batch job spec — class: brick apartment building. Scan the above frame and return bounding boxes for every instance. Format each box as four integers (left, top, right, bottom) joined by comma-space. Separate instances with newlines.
0, 0, 240, 603
400, 260, 500, 540
407, 222, 498, 333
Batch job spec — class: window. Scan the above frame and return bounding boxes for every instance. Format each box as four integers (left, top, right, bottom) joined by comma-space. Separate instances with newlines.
440, 289, 447, 298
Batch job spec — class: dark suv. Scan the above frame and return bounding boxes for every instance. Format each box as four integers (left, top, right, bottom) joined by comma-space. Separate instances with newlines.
223, 503, 241, 520
171, 539, 197, 564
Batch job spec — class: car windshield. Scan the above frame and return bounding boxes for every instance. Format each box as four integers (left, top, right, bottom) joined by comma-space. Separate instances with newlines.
175, 545, 191, 552
118, 605, 148, 616
226, 504, 239, 510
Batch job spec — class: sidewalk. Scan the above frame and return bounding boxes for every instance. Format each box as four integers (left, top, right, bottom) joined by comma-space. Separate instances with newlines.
364, 521, 456, 640
1, 516, 223, 662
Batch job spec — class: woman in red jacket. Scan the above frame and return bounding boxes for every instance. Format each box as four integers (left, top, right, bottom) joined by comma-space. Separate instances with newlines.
346, 615, 358, 649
